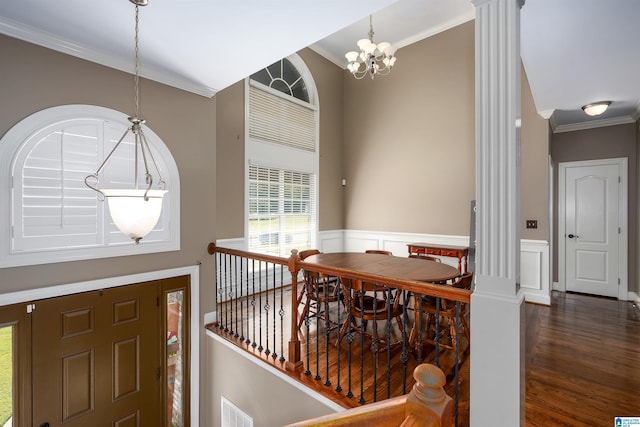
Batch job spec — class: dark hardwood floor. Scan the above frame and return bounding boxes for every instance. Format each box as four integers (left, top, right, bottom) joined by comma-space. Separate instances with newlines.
525, 291, 640, 426
210, 289, 640, 426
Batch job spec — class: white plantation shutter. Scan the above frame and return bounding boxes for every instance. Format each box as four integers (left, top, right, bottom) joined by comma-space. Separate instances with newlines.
248, 165, 316, 257
13, 121, 101, 249
249, 83, 316, 152
0, 105, 178, 266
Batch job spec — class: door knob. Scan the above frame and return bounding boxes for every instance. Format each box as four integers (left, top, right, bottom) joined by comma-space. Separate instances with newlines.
567, 234, 578, 238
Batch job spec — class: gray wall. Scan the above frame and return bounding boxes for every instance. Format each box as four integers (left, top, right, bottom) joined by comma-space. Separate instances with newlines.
551, 123, 638, 292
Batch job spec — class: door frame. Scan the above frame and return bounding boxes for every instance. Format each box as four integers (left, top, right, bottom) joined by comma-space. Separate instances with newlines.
558, 157, 628, 300
0, 265, 200, 426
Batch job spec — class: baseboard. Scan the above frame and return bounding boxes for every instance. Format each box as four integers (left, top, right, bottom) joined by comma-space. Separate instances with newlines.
552, 281, 561, 291
629, 291, 640, 305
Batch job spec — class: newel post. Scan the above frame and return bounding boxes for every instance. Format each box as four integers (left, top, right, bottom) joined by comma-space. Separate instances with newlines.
286, 249, 304, 371
401, 364, 453, 427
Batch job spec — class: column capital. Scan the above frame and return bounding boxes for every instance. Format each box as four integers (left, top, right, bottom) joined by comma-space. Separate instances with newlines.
471, 0, 525, 8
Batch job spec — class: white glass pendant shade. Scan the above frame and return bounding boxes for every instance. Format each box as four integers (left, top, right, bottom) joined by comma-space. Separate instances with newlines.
102, 189, 166, 243
345, 51, 359, 62
357, 38, 372, 51
377, 42, 391, 56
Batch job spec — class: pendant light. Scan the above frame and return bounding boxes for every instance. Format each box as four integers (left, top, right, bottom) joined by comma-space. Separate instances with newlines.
85, 0, 166, 244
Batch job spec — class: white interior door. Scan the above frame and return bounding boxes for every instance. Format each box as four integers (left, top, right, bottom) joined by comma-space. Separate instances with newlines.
561, 159, 626, 298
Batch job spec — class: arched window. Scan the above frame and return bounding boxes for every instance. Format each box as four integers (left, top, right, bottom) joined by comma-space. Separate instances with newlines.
246, 55, 319, 256
0, 105, 180, 267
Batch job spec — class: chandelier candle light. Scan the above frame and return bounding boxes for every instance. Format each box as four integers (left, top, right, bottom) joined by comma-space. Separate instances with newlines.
85, 0, 166, 244
345, 14, 397, 79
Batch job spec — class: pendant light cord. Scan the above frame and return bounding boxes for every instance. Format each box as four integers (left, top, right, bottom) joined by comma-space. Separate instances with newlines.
134, 3, 140, 119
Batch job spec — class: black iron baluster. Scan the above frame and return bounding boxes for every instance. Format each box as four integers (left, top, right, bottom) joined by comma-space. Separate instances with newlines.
324, 275, 331, 387
258, 260, 263, 352
271, 262, 277, 360
335, 277, 343, 394
417, 294, 424, 363
279, 265, 285, 362
234, 255, 239, 338
314, 274, 321, 381
455, 301, 461, 427
371, 282, 378, 403
251, 259, 257, 347
265, 262, 271, 356
434, 296, 441, 367
304, 271, 312, 376
224, 253, 229, 333
239, 257, 245, 342
215, 253, 221, 329
346, 279, 354, 399
358, 279, 365, 405
401, 289, 409, 394
245, 258, 251, 344
386, 286, 392, 400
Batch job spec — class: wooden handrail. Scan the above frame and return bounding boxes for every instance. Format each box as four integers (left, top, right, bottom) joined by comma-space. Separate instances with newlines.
283, 363, 453, 427
207, 243, 472, 376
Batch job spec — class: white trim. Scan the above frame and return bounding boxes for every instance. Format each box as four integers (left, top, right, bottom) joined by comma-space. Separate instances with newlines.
207, 330, 345, 413
0, 265, 200, 427
553, 115, 638, 134
558, 158, 629, 300
552, 281, 561, 291
629, 291, 640, 306
0, 16, 216, 98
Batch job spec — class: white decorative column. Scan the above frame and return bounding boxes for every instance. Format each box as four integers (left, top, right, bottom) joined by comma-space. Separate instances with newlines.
470, 0, 525, 425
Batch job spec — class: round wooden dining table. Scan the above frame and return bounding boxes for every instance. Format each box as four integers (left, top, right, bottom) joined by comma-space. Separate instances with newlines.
302, 252, 461, 283
301, 252, 463, 353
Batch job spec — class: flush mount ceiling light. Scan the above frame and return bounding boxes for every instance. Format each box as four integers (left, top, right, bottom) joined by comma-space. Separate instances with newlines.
85, 0, 166, 244
581, 101, 611, 117
345, 15, 397, 80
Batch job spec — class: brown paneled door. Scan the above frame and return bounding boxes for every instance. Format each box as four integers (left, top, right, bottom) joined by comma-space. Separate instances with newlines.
32, 281, 161, 427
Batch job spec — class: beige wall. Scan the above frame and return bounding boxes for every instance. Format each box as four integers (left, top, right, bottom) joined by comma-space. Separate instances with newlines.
0, 34, 217, 421
551, 123, 638, 291
215, 48, 345, 239
343, 21, 550, 240
206, 335, 337, 426
343, 22, 475, 235
521, 67, 551, 240
216, 81, 245, 239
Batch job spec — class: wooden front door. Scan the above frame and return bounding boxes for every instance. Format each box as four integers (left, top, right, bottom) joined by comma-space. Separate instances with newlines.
32, 281, 161, 427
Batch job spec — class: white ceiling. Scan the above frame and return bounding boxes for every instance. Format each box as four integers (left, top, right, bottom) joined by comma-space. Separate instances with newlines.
1, 0, 639, 131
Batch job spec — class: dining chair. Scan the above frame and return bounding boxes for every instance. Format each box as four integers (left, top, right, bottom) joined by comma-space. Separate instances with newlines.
410, 271, 473, 354
297, 249, 343, 331
337, 250, 404, 351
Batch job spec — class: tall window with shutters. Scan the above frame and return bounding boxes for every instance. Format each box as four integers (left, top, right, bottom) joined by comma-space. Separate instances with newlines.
0, 105, 180, 268
246, 55, 318, 256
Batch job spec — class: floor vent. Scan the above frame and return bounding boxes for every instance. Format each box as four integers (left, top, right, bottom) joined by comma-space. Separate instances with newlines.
221, 396, 253, 427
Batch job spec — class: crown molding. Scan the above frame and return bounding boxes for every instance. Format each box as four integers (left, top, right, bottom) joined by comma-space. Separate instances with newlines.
307, 43, 345, 69
310, 12, 476, 71
0, 16, 217, 98
394, 12, 475, 51
553, 115, 637, 134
